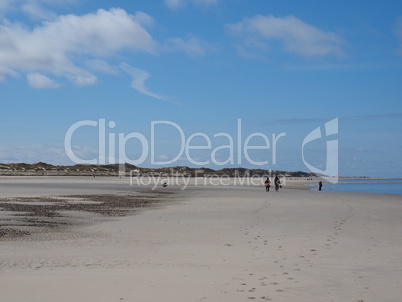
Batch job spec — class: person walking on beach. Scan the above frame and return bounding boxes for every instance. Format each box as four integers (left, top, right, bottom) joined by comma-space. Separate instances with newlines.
264, 177, 271, 192
318, 181, 323, 191
274, 176, 281, 192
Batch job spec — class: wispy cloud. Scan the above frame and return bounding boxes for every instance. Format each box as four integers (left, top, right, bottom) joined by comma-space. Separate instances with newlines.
394, 16, 402, 55
0, 67, 18, 82
120, 63, 172, 102
164, 0, 182, 9
0, 0, 12, 13
27, 72, 59, 88
165, 0, 221, 9
194, 0, 220, 5
164, 35, 215, 56
226, 15, 345, 58
265, 113, 402, 125
21, 2, 58, 20
0, 0, 77, 19
344, 113, 402, 121
85, 59, 120, 75
264, 117, 327, 126
281, 62, 392, 72
0, 145, 75, 165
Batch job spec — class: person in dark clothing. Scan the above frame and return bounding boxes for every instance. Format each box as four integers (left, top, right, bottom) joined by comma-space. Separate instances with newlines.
274, 176, 281, 192
264, 177, 271, 192
318, 181, 323, 191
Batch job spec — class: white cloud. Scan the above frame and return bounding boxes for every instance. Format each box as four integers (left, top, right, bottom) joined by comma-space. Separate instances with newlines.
394, 16, 402, 55
0, 6, 205, 100
0, 8, 158, 88
27, 72, 59, 88
226, 15, 345, 58
120, 63, 166, 100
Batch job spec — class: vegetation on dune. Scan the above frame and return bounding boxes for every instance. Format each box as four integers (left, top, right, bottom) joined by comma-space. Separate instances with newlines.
0, 162, 318, 177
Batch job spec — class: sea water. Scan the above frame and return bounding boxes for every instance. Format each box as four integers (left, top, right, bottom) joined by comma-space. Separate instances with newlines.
312, 179, 402, 195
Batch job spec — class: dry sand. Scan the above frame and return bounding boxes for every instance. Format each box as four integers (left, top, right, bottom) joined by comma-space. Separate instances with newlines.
0, 177, 401, 301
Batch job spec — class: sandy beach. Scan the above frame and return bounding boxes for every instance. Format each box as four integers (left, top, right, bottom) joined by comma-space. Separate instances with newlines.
1, 177, 401, 301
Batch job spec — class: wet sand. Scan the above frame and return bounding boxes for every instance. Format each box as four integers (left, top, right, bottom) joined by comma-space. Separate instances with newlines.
0, 177, 401, 301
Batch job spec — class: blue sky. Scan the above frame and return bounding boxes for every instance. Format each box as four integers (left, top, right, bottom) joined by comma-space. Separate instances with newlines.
1, 0, 401, 177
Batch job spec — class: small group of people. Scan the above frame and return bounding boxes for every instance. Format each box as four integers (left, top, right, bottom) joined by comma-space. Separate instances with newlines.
264, 177, 323, 192
264, 176, 281, 192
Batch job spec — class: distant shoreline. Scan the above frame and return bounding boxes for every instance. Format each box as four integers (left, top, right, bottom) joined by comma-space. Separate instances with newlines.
311, 178, 402, 195
0, 175, 399, 181
1, 162, 399, 183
